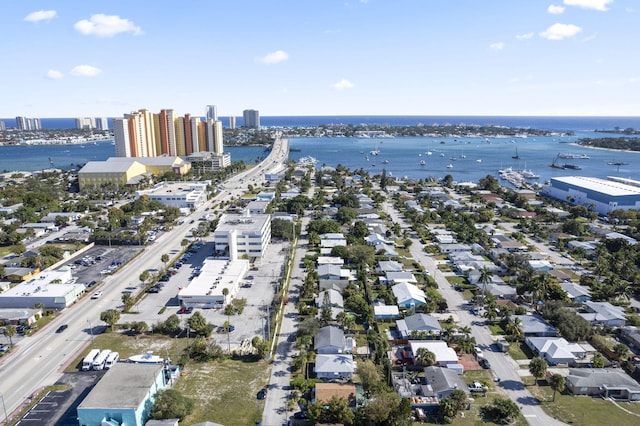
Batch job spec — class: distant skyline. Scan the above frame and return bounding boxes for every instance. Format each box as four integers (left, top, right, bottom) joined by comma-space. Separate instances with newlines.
3, 0, 639, 117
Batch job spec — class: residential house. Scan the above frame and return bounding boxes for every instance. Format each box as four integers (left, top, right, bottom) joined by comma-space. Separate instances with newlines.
560, 282, 591, 303
383, 271, 417, 286
511, 315, 557, 337
316, 289, 344, 321
580, 301, 626, 327
373, 304, 400, 321
396, 313, 442, 339
392, 282, 426, 308
317, 256, 344, 266
421, 366, 470, 400
525, 337, 586, 366
314, 354, 355, 380
315, 326, 348, 354
565, 369, 640, 401
377, 260, 403, 274
408, 341, 458, 366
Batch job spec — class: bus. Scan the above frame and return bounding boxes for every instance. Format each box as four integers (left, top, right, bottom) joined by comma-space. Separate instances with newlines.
92, 349, 112, 370
82, 349, 101, 371
104, 351, 120, 369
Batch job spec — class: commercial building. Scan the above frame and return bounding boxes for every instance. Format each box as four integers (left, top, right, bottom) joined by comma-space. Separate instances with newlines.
242, 109, 260, 129
213, 213, 271, 259
206, 105, 218, 121
177, 257, 249, 308
0, 269, 85, 309
186, 151, 231, 172
78, 157, 190, 190
77, 363, 171, 426
135, 181, 209, 210
15, 116, 41, 131
542, 176, 640, 215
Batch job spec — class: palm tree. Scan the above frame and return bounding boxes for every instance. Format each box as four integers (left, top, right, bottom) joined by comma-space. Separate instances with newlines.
549, 373, 565, 401
478, 267, 493, 306
505, 317, 523, 342
484, 306, 499, 323
415, 348, 436, 366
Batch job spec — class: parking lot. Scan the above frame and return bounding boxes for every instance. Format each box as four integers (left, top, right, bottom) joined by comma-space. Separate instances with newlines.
119, 237, 290, 351
63, 245, 142, 289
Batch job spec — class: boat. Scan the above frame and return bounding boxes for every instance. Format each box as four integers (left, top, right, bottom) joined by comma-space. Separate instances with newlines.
559, 153, 589, 159
439, 153, 445, 157
607, 160, 629, 166
520, 169, 539, 179
289, 148, 301, 152
382, 159, 389, 164
563, 164, 582, 170
128, 351, 165, 364
425, 150, 432, 156
551, 154, 565, 169
459, 150, 466, 159
447, 164, 453, 168
420, 160, 426, 166
476, 159, 483, 163
512, 146, 520, 159
369, 149, 380, 156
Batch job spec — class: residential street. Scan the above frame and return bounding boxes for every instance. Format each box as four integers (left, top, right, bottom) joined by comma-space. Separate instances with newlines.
383, 201, 567, 426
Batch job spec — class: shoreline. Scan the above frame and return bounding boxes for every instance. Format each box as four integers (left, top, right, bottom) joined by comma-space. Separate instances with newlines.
570, 142, 640, 154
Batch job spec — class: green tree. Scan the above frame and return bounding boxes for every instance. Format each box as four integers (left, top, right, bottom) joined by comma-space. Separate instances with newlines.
251, 336, 269, 358
482, 397, 520, 425
478, 266, 494, 306
592, 352, 605, 368
528, 357, 547, 385
4, 324, 16, 346
320, 291, 333, 325
187, 311, 210, 336
122, 293, 134, 312
150, 389, 194, 421
439, 389, 468, 423
549, 373, 565, 401
613, 343, 629, 361
139, 270, 150, 285
161, 253, 170, 269
416, 347, 436, 366
100, 310, 120, 331
355, 359, 382, 394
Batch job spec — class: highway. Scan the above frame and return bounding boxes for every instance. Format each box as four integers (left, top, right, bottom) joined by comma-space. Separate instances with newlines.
0, 137, 289, 420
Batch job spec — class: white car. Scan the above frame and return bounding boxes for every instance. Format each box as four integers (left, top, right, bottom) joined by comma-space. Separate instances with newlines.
91, 291, 103, 299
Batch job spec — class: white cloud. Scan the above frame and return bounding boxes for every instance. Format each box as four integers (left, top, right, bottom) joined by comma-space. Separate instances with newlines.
46, 70, 63, 79
563, 0, 613, 11
490, 42, 504, 51
331, 79, 354, 90
24, 10, 57, 23
256, 50, 289, 64
516, 32, 534, 40
70, 65, 102, 77
74, 14, 143, 37
548, 5, 566, 14
540, 23, 582, 40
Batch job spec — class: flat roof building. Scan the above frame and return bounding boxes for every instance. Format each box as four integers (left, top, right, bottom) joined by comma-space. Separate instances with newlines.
135, 181, 209, 210
177, 257, 249, 308
213, 213, 271, 259
0, 269, 85, 310
77, 363, 169, 426
542, 176, 640, 215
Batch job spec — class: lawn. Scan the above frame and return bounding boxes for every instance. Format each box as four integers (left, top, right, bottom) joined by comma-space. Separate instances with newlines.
67, 332, 271, 426
487, 324, 505, 336
508, 341, 533, 361
528, 384, 640, 425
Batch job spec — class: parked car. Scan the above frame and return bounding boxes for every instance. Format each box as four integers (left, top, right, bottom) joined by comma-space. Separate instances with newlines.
91, 291, 103, 299
178, 306, 187, 314
56, 324, 69, 333
479, 358, 491, 369
257, 388, 267, 400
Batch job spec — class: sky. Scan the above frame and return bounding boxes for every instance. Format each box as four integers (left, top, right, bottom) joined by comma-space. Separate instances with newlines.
2, 0, 639, 118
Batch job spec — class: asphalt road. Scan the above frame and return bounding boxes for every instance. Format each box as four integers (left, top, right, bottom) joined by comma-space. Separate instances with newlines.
0, 136, 290, 420
383, 200, 567, 426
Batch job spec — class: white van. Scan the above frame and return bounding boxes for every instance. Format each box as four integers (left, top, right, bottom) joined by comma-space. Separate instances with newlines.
82, 349, 101, 371
92, 349, 112, 370
104, 351, 120, 369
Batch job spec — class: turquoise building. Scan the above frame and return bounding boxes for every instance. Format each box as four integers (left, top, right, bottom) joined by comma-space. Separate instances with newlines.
77, 363, 171, 426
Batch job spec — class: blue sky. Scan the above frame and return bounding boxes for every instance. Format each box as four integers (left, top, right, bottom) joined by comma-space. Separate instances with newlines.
2, 0, 638, 118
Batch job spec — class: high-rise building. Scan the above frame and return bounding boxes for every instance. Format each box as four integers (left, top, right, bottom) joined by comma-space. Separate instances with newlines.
159, 109, 178, 156
113, 118, 131, 157
213, 120, 224, 154
242, 109, 260, 129
0, 121, 5, 131
75, 117, 96, 130
229, 116, 236, 130
96, 117, 109, 130
15, 116, 41, 131
206, 105, 218, 121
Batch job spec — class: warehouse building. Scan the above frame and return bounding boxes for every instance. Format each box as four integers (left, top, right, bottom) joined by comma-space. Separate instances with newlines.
0, 269, 85, 310
542, 176, 640, 215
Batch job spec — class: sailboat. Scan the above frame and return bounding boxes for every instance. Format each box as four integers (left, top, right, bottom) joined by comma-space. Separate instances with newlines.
512, 146, 520, 160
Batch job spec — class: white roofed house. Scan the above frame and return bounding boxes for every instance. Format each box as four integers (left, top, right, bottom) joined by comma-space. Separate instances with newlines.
510, 314, 557, 337
318, 264, 353, 293
408, 341, 458, 366
315, 289, 344, 321
560, 282, 591, 303
376, 260, 403, 274
391, 282, 426, 309
382, 271, 417, 287
314, 354, 355, 380
565, 369, 640, 401
579, 301, 626, 327
526, 337, 587, 366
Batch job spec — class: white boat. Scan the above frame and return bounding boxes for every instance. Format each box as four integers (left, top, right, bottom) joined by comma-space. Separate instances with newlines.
439, 153, 445, 157
370, 149, 380, 156
420, 160, 426, 166
476, 159, 483, 163
426, 151, 433, 156
447, 164, 453, 168
128, 351, 164, 364
382, 159, 389, 164
559, 153, 590, 159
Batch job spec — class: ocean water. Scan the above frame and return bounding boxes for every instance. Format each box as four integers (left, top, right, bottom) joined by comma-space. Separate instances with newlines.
0, 116, 639, 183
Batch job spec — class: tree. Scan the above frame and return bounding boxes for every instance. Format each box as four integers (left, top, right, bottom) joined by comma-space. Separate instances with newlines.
478, 266, 493, 306
187, 311, 210, 336
482, 397, 520, 425
150, 389, 194, 421
416, 347, 436, 366
505, 317, 523, 342
592, 352, 605, 368
100, 310, 120, 331
122, 293, 134, 312
320, 291, 333, 325
4, 324, 16, 347
439, 389, 468, 423
549, 373, 565, 401
529, 357, 547, 385
161, 253, 169, 269
251, 336, 269, 358
613, 343, 629, 361
139, 270, 150, 285
355, 359, 381, 394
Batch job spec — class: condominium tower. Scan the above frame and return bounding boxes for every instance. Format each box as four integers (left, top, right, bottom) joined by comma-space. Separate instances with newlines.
242, 109, 260, 129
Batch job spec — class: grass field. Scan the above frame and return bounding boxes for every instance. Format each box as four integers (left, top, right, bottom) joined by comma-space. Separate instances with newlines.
65, 331, 270, 425
528, 384, 640, 425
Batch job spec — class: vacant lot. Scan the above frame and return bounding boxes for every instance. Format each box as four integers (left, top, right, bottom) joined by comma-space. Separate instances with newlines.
69, 332, 271, 425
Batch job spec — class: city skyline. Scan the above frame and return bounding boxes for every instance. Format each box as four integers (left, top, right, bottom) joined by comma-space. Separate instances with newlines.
3, 0, 639, 117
